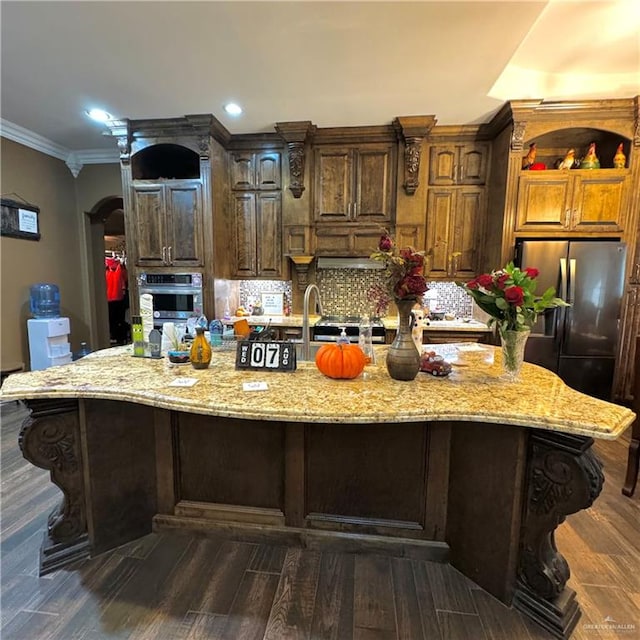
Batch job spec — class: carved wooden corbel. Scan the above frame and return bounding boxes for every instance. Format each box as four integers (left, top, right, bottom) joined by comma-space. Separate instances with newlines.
511, 121, 527, 152
393, 115, 437, 195
513, 431, 604, 639
19, 399, 90, 575
104, 119, 131, 164
275, 121, 316, 198
289, 255, 314, 290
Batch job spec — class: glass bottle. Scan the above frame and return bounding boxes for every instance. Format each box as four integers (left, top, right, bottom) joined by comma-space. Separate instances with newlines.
190, 326, 212, 369
132, 315, 145, 357
358, 316, 375, 364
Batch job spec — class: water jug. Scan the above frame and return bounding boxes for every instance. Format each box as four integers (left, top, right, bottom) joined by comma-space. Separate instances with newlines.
30, 283, 60, 318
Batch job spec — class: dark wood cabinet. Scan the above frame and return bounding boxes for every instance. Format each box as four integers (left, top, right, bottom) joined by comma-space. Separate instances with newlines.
313, 143, 395, 223
515, 169, 628, 233
428, 143, 490, 186
426, 187, 485, 279
230, 149, 282, 278
131, 181, 203, 267
232, 191, 282, 278
230, 152, 281, 190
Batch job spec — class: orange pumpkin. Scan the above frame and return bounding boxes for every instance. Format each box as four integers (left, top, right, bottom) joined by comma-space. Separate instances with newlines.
315, 343, 367, 379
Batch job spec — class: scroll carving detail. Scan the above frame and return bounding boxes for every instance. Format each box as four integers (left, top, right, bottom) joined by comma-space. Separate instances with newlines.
19, 403, 87, 545
511, 122, 527, 152
287, 142, 306, 198
514, 432, 603, 638
403, 138, 422, 196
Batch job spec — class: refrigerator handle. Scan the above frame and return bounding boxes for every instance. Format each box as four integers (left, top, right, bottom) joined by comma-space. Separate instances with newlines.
559, 258, 568, 300
556, 258, 568, 348
568, 258, 577, 304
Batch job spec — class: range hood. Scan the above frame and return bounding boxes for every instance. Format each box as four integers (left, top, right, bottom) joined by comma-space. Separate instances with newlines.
316, 257, 384, 270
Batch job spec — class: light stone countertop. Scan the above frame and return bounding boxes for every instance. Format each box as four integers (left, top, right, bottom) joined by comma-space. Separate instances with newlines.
0, 345, 633, 439
382, 318, 491, 332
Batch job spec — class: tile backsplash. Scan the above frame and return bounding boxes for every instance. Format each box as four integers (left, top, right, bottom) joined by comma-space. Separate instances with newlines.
316, 269, 474, 318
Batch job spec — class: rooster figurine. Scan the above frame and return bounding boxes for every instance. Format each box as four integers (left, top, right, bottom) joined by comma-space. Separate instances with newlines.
557, 149, 575, 170
522, 142, 537, 169
613, 143, 626, 169
580, 142, 600, 169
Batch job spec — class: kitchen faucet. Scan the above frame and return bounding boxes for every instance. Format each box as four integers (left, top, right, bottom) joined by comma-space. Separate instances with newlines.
302, 284, 324, 361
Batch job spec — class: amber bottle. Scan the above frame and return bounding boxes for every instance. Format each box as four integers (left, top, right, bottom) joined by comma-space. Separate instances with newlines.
190, 327, 212, 369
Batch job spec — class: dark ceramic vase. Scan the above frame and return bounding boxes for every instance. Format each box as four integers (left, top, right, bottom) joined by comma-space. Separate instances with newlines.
386, 298, 421, 381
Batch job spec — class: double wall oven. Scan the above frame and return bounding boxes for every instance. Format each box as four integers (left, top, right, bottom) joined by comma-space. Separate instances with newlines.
138, 273, 203, 328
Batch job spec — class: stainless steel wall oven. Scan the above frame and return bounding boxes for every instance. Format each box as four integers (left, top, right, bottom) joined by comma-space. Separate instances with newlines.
138, 273, 203, 327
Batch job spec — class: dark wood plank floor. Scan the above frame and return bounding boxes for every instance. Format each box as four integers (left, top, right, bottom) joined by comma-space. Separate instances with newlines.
1, 402, 638, 639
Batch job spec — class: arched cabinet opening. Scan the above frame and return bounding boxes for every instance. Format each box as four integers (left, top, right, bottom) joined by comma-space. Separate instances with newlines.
521, 127, 631, 171
131, 143, 200, 180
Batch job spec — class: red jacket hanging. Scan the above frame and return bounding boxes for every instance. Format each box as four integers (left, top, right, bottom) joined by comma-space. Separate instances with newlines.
106, 258, 127, 302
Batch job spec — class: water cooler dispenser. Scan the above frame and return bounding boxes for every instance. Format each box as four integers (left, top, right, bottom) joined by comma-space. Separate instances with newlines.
27, 284, 72, 370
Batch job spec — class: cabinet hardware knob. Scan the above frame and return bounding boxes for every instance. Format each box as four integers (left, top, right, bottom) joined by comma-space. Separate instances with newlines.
168, 246, 172, 264
162, 246, 167, 265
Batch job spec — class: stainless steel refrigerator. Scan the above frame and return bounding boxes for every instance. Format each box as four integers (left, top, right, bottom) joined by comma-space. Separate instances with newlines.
514, 240, 626, 400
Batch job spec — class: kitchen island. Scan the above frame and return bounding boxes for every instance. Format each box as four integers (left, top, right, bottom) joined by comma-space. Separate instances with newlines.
1, 345, 633, 639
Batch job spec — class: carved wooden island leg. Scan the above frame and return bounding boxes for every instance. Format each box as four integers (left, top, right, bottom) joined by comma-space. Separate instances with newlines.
19, 399, 89, 575
514, 431, 604, 639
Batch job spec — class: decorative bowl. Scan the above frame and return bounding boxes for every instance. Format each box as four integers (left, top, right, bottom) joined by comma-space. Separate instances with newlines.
167, 350, 190, 364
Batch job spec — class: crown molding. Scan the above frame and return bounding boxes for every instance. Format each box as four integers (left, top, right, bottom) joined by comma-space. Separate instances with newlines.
0, 119, 119, 175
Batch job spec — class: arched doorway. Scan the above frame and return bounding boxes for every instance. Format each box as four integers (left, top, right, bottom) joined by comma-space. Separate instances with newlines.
85, 196, 128, 349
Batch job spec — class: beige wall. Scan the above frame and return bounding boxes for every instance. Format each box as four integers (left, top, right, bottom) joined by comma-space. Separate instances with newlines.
1, 138, 121, 368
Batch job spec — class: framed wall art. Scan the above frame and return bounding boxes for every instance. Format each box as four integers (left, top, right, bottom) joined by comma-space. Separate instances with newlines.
1, 197, 40, 241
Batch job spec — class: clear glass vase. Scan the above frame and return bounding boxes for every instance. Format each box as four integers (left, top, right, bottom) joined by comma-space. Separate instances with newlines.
386, 298, 421, 381
499, 328, 530, 381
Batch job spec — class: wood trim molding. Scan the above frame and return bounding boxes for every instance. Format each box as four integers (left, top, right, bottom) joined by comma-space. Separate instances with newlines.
393, 115, 437, 195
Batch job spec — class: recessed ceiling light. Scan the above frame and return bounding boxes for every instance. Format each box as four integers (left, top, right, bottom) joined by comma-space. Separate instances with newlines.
86, 108, 113, 123
224, 103, 243, 116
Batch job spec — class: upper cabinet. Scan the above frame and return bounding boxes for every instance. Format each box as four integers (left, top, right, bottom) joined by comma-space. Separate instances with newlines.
132, 181, 204, 267
126, 143, 206, 268
230, 148, 283, 278
515, 169, 628, 233
230, 152, 281, 191
313, 143, 396, 223
428, 143, 490, 186
513, 127, 631, 235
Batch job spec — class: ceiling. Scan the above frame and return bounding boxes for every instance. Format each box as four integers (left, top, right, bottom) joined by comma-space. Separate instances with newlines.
1, 0, 639, 159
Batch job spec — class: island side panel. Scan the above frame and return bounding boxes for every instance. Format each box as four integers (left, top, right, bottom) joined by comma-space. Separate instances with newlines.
304, 422, 430, 536
176, 414, 285, 521
446, 421, 528, 604
80, 399, 158, 555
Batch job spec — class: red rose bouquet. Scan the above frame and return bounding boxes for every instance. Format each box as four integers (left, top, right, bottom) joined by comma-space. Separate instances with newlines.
369, 233, 428, 314
458, 262, 568, 333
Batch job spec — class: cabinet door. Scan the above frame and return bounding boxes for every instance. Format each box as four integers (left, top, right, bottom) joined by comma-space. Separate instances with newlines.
166, 182, 203, 266
314, 147, 353, 221
354, 144, 394, 222
571, 172, 627, 232
451, 188, 484, 279
429, 146, 458, 185
256, 152, 281, 190
428, 143, 489, 186
232, 192, 257, 277
230, 153, 255, 190
426, 188, 484, 279
256, 192, 282, 277
131, 185, 167, 266
515, 173, 573, 231
458, 143, 489, 185
426, 189, 455, 278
